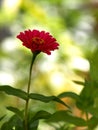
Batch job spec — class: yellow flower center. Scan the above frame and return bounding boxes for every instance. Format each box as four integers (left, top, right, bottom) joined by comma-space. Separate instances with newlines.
32, 37, 44, 44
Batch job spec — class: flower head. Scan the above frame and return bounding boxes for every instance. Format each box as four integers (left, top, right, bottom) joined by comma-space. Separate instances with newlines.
16, 29, 59, 55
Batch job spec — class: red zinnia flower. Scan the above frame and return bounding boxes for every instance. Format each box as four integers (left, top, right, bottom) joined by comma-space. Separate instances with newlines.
16, 29, 59, 55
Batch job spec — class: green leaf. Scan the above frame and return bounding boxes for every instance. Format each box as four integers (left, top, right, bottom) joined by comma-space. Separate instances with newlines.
47, 110, 87, 127
87, 107, 98, 118
79, 80, 94, 98
58, 92, 79, 101
9, 114, 24, 130
1, 122, 11, 130
30, 110, 51, 122
87, 117, 98, 129
76, 98, 94, 111
0, 85, 27, 100
76, 80, 94, 111
29, 93, 70, 109
29, 120, 39, 130
73, 80, 84, 85
29, 111, 51, 130
6, 106, 24, 120
1, 114, 24, 130
90, 49, 98, 81
0, 115, 6, 121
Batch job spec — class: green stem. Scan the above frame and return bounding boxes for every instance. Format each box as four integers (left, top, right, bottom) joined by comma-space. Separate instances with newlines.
85, 112, 90, 130
85, 112, 89, 121
24, 52, 38, 130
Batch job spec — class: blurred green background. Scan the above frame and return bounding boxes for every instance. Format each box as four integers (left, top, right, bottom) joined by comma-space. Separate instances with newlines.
0, 0, 98, 129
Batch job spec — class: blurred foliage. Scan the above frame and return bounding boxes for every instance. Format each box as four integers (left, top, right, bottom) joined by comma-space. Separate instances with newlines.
1, 0, 98, 129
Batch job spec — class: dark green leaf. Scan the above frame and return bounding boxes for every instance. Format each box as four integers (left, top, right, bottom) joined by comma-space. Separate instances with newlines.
73, 80, 84, 85
76, 98, 94, 111
87, 117, 98, 129
29, 120, 39, 130
6, 106, 24, 120
29, 93, 70, 109
1, 114, 24, 130
90, 49, 98, 81
47, 110, 87, 126
29, 111, 51, 130
0, 115, 6, 121
1, 122, 11, 130
58, 92, 79, 101
30, 110, 51, 122
87, 107, 98, 118
79, 80, 94, 98
9, 115, 24, 130
76, 79, 94, 111
0, 85, 27, 100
